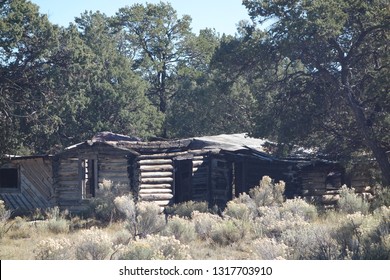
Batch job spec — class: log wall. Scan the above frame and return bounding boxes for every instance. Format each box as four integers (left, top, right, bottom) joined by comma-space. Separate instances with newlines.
191, 155, 210, 202
0, 157, 53, 213
136, 151, 212, 207
53, 146, 132, 212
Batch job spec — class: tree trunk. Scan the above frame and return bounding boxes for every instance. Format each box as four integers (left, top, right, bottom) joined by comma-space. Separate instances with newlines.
343, 72, 390, 186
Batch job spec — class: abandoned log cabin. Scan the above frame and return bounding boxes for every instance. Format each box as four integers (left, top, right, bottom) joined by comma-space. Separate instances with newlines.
1, 132, 353, 213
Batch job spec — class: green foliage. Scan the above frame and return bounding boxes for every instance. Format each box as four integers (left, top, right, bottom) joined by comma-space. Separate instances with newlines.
8, 216, 31, 239
210, 219, 248, 246
241, 0, 390, 183
164, 201, 209, 218
338, 185, 370, 214
0, 200, 11, 222
117, 235, 190, 260
166, 73, 257, 138
3, 193, 390, 259
117, 240, 155, 260
371, 187, 390, 210
0, 0, 60, 155
249, 176, 285, 207
191, 211, 222, 240
45, 207, 70, 234
89, 180, 126, 223
252, 238, 288, 260
0, 2, 163, 155
281, 223, 340, 260
280, 198, 318, 222
161, 216, 196, 243
35, 238, 73, 260
75, 227, 113, 260
134, 201, 166, 238
114, 195, 165, 239
223, 200, 253, 221
113, 2, 193, 114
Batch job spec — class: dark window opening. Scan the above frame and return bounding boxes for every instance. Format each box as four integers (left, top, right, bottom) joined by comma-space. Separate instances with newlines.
0, 168, 18, 189
174, 159, 193, 203
80, 159, 97, 199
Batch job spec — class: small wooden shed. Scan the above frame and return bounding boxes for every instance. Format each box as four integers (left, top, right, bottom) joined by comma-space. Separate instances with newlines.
0, 155, 54, 214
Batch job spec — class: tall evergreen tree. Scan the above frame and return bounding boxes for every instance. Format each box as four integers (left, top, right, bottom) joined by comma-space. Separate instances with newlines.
113, 2, 193, 115
242, 0, 390, 184
0, 0, 59, 155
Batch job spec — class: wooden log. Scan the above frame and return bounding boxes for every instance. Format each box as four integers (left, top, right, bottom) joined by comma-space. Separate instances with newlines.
321, 194, 340, 204
138, 150, 210, 160
139, 184, 172, 189
140, 177, 173, 184
193, 155, 206, 160
139, 189, 172, 194
141, 171, 173, 178
139, 193, 173, 200
138, 159, 173, 165
193, 160, 205, 167
138, 152, 188, 159
140, 164, 173, 171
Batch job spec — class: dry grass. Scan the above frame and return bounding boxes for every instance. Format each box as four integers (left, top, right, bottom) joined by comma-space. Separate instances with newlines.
1, 181, 389, 260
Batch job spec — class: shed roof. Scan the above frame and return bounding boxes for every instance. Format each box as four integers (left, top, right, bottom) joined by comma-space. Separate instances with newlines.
59, 132, 328, 163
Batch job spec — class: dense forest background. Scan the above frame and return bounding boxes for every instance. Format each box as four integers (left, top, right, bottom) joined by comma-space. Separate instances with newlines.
1, 0, 389, 184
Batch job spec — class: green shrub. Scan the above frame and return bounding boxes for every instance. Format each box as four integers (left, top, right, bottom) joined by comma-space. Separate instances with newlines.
90, 180, 125, 223
255, 206, 309, 238
161, 216, 196, 243
371, 187, 390, 210
338, 185, 370, 214
47, 219, 70, 234
114, 195, 165, 239
252, 238, 288, 260
192, 211, 222, 240
111, 227, 132, 246
8, 216, 31, 239
35, 237, 73, 260
164, 201, 209, 218
281, 223, 340, 260
118, 235, 191, 260
223, 200, 253, 221
114, 194, 136, 221
210, 219, 246, 246
147, 235, 191, 260
0, 200, 11, 222
117, 240, 155, 260
0, 200, 12, 239
134, 201, 165, 238
232, 192, 257, 216
333, 211, 387, 259
362, 206, 390, 259
249, 176, 285, 207
75, 227, 113, 260
280, 198, 318, 221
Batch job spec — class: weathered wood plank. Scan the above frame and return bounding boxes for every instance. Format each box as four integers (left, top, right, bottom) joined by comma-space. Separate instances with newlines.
139, 189, 172, 194
140, 177, 173, 184
139, 193, 174, 200
139, 184, 172, 189
140, 171, 173, 178
193, 160, 205, 167
140, 165, 173, 171
138, 159, 173, 165
138, 152, 188, 159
